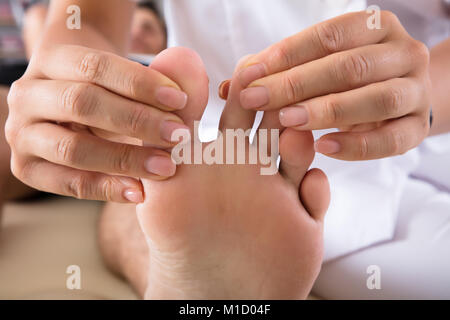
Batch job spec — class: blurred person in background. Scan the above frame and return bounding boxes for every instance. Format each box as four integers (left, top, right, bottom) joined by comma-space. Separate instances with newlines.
22, 0, 166, 58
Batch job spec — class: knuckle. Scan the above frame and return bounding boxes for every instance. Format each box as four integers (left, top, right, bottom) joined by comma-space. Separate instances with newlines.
409, 40, 430, 65
65, 174, 89, 199
356, 135, 370, 159
7, 80, 25, 107
11, 157, 33, 184
77, 52, 108, 83
272, 41, 294, 69
314, 22, 345, 55
339, 53, 371, 86
127, 69, 143, 98
381, 10, 400, 26
61, 83, 98, 118
324, 96, 344, 123
9, 157, 24, 181
387, 129, 406, 155
55, 134, 80, 165
100, 178, 116, 202
4, 118, 18, 146
127, 106, 149, 136
378, 86, 404, 118
112, 144, 134, 174
282, 70, 304, 102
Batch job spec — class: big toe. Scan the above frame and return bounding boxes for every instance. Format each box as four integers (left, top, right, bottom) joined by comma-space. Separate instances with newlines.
150, 47, 209, 128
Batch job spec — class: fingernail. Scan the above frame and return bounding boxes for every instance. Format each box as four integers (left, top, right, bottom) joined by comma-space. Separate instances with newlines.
238, 63, 266, 87
144, 156, 176, 177
218, 79, 231, 100
155, 86, 188, 110
240, 87, 269, 109
314, 140, 341, 155
123, 189, 144, 203
160, 121, 191, 143
279, 106, 309, 127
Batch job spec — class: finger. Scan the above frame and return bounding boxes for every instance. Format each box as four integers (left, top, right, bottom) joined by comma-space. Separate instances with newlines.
279, 77, 423, 130
259, 110, 284, 133
314, 115, 429, 161
220, 55, 258, 130
241, 41, 417, 111
18, 122, 177, 179
15, 79, 189, 147
239, 10, 405, 85
279, 128, 314, 187
299, 169, 330, 222
34, 45, 188, 111
12, 157, 144, 203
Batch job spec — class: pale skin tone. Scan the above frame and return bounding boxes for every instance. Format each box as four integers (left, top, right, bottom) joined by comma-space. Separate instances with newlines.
221, 11, 448, 161
6, 3, 450, 202
0, 87, 37, 220
138, 47, 330, 299
6, 0, 188, 204
2, 0, 450, 298
22, 3, 167, 58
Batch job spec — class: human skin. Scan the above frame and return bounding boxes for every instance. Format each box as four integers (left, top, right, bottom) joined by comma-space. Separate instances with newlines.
89, 36, 450, 296
428, 38, 450, 136
6, 0, 189, 203
0, 87, 36, 221
130, 7, 167, 55
136, 47, 330, 299
2, 0, 448, 300
6, 2, 450, 202
229, 11, 434, 161
98, 202, 148, 297
22, 2, 48, 59
23, 4, 167, 58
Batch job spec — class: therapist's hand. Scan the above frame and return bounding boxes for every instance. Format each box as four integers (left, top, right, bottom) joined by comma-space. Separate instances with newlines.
6, 45, 190, 203
236, 11, 431, 161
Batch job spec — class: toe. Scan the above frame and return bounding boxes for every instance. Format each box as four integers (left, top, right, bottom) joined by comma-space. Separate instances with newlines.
150, 47, 209, 129
219, 55, 257, 131
280, 128, 330, 222
279, 128, 315, 187
299, 169, 330, 222
259, 110, 284, 132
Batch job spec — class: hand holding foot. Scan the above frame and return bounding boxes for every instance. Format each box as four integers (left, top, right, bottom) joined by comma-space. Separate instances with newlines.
137, 47, 330, 300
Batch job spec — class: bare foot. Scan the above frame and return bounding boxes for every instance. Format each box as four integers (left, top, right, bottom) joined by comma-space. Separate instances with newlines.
137, 47, 330, 299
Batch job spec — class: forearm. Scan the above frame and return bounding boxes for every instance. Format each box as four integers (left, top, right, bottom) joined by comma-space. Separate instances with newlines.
429, 38, 450, 136
37, 0, 135, 55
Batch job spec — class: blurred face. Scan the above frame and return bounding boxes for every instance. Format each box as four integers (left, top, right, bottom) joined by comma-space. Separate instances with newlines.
130, 8, 166, 55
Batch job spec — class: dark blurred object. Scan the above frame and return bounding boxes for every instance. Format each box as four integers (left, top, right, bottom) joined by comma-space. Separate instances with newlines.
0, 63, 27, 85
0, 0, 27, 84
443, 0, 450, 15
20, 0, 46, 11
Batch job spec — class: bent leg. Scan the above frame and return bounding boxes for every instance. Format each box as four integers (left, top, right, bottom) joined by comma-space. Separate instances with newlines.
98, 202, 149, 298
